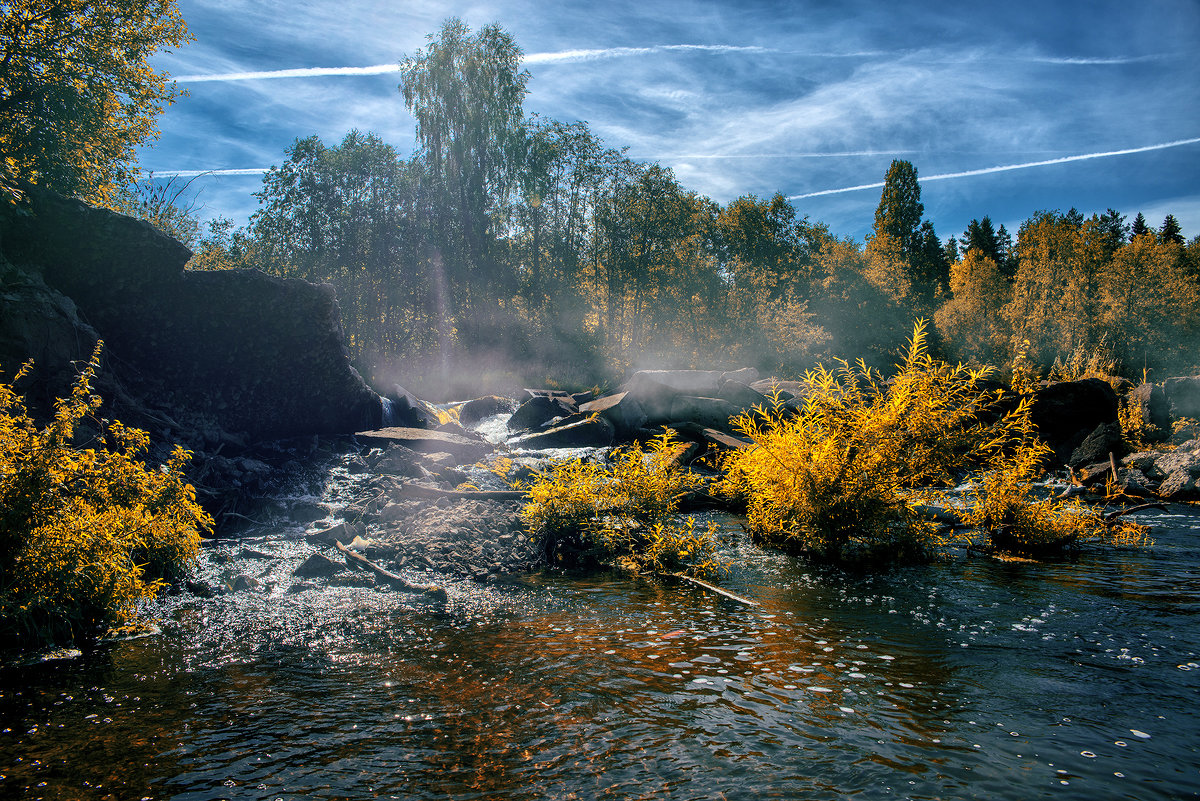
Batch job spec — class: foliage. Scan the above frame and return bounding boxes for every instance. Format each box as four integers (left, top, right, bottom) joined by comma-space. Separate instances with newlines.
0, 345, 210, 646
0, 0, 191, 204
957, 404, 1148, 555
718, 322, 1007, 564
520, 433, 723, 577
934, 248, 1012, 366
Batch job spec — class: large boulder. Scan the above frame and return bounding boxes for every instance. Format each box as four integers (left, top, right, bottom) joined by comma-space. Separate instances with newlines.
354, 427, 492, 463
507, 394, 577, 432
458, 395, 517, 425
1161, 377, 1200, 419
669, 396, 741, 431
578, 391, 648, 436
1029, 379, 1119, 465
626, 370, 723, 397
1, 187, 383, 440
1125, 383, 1171, 441
1068, 422, 1126, 468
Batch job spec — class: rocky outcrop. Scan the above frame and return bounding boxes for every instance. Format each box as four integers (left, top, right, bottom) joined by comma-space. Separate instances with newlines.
1029, 378, 1119, 465
1, 187, 382, 441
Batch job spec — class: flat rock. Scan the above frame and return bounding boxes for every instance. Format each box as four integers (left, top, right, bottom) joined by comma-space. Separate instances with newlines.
355, 427, 492, 463
579, 391, 648, 434
293, 551, 345, 578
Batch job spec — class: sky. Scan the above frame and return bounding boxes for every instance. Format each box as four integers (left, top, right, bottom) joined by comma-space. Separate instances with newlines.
140, 0, 1200, 243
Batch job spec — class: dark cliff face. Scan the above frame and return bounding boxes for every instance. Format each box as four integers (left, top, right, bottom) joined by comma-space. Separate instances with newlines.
0, 188, 383, 440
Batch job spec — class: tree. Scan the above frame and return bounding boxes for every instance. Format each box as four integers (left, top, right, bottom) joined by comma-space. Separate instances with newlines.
934, 249, 1012, 366
871, 160, 924, 259
399, 18, 529, 321
1091, 208, 1128, 259
0, 0, 191, 204
1131, 212, 1151, 239
1160, 214, 1185, 245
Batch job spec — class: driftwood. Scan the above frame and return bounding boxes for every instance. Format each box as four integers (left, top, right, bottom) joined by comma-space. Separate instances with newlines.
1104, 502, 1169, 522
654, 571, 760, 607
335, 540, 447, 599
392, 483, 526, 502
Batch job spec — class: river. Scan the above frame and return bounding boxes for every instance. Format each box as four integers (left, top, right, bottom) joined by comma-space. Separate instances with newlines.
1, 489, 1198, 799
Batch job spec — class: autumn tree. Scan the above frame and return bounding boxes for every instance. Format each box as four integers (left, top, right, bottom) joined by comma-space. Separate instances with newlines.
0, 0, 191, 204
934, 248, 1012, 366
1097, 234, 1199, 372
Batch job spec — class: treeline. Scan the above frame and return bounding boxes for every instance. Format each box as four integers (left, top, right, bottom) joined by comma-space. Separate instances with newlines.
145, 20, 1199, 395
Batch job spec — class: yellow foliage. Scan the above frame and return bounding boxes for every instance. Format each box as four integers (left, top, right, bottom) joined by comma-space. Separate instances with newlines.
520, 433, 723, 577
719, 321, 998, 563
0, 344, 210, 646
0, 0, 192, 203
718, 320, 1144, 563
957, 407, 1149, 554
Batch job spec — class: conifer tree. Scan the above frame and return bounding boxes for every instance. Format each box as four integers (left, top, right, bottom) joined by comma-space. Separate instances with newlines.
1131, 212, 1151, 239
1160, 214, 1185, 245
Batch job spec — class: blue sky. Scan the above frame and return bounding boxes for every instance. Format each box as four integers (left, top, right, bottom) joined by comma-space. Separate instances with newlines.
140, 0, 1200, 243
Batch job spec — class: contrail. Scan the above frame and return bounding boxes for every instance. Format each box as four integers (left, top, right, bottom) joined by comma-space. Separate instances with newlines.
144, 168, 269, 178
787, 137, 1200, 200
174, 45, 768, 82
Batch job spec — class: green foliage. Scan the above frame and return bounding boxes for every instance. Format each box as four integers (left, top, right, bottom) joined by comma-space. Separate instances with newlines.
0, 0, 191, 204
0, 345, 211, 646
520, 434, 723, 577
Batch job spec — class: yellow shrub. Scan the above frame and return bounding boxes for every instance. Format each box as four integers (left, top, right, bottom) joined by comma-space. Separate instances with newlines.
719, 321, 1004, 563
0, 345, 211, 646
520, 433, 723, 576
958, 406, 1149, 554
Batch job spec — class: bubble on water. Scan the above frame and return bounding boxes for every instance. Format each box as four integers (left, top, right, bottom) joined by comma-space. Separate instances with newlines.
1114, 772, 1124, 778
878, 655, 895, 661
1080, 751, 1096, 758
839, 706, 855, 713
809, 686, 832, 693
1130, 729, 1151, 739
1114, 741, 1127, 747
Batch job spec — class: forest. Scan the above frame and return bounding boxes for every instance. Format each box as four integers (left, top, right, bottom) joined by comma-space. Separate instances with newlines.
123, 19, 1200, 399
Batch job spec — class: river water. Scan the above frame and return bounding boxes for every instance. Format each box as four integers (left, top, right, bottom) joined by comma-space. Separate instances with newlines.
1, 498, 1198, 799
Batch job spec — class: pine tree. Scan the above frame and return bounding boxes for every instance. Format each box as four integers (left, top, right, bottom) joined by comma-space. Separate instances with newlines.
1131, 212, 1151, 239
1160, 214, 1184, 245
872, 160, 924, 260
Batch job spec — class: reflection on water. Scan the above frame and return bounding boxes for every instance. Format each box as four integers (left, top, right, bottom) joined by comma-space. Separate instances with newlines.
2, 509, 1199, 800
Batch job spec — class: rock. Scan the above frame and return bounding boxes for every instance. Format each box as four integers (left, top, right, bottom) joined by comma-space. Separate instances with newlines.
512, 415, 616, 449
228, 574, 260, 592
289, 501, 328, 524
293, 552, 345, 578
1068, 422, 1126, 468
1122, 451, 1166, 480
383, 384, 440, 428
1153, 449, 1200, 479
1158, 470, 1200, 500
1161, 377, 1200, 419
369, 446, 428, 478
750, 378, 805, 401
507, 395, 577, 432
716, 380, 770, 412
1029, 378, 1119, 465
627, 370, 723, 396
578, 391, 648, 435
1125, 383, 1171, 441
622, 375, 681, 424
306, 521, 364, 545
355, 427, 492, 463
1, 187, 384, 441
668, 396, 741, 431
458, 395, 517, 425
720, 367, 759, 387
670, 422, 754, 451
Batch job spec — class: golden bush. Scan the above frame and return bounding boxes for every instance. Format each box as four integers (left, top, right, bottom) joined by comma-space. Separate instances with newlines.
0, 345, 211, 646
520, 433, 723, 577
718, 321, 1009, 563
957, 404, 1149, 554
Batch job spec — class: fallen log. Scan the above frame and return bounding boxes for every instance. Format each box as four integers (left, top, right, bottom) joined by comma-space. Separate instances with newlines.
392, 483, 526, 502
335, 540, 448, 600
1104, 502, 1169, 522
654, 571, 760, 607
